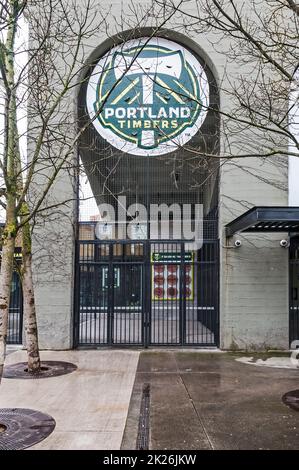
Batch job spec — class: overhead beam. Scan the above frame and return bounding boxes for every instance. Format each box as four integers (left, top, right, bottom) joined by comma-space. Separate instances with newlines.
225, 206, 299, 237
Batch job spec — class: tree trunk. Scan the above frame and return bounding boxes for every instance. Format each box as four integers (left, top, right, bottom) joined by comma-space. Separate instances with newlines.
21, 212, 40, 374
0, 221, 16, 383
0, 0, 19, 383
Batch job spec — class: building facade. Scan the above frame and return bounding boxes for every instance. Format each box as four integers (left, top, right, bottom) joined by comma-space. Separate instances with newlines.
22, 1, 299, 351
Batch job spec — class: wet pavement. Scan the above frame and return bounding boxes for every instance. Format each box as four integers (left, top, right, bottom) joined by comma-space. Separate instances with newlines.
122, 351, 299, 450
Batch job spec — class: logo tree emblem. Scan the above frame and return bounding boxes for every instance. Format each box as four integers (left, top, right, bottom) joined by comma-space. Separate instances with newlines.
87, 38, 209, 156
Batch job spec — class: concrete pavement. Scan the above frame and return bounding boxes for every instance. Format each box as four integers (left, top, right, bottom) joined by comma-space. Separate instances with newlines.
122, 351, 299, 450
0, 350, 140, 450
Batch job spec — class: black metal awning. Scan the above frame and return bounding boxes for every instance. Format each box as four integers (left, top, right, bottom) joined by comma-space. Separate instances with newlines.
225, 206, 299, 236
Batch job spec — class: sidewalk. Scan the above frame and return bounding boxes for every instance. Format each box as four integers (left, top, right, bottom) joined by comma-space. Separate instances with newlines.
0, 349, 140, 450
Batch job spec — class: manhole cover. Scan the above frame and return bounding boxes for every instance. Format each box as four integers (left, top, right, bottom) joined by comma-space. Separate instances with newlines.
3, 361, 77, 379
282, 390, 299, 411
0, 408, 55, 449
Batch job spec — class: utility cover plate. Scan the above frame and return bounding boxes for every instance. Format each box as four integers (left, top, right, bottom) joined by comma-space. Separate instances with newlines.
282, 389, 299, 411
0, 408, 55, 450
3, 361, 77, 379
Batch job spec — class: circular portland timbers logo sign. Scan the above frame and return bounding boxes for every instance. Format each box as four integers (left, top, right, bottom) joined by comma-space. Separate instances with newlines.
86, 37, 209, 156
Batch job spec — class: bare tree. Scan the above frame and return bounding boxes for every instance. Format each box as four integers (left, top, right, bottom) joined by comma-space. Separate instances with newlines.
152, 0, 299, 163
0, 0, 108, 381
0, 0, 24, 380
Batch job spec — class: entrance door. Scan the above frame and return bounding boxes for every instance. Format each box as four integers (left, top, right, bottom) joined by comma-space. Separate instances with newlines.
112, 263, 144, 344
76, 242, 145, 345
149, 241, 218, 346
75, 240, 219, 347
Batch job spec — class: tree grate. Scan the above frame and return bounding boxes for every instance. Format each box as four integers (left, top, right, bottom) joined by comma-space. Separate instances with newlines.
136, 383, 150, 450
3, 361, 77, 379
0, 408, 55, 450
282, 389, 299, 411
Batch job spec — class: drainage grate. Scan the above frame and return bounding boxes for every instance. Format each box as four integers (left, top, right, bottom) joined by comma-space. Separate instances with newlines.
136, 383, 150, 450
3, 361, 77, 379
282, 389, 299, 411
0, 408, 56, 450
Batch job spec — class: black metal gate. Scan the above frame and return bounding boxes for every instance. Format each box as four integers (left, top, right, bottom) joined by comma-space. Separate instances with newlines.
75, 240, 219, 347
7, 271, 23, 344
290, 237, 299, 346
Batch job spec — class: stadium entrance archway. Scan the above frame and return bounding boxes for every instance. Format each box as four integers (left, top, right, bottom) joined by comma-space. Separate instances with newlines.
75, 30, 220, 348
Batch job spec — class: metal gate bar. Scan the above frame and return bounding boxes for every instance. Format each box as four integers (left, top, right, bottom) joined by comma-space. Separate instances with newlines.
7, 271, 23, 345
75, 240, 219, 347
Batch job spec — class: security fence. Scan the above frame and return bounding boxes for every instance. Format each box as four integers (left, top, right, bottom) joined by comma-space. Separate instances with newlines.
74, 240, 219, 347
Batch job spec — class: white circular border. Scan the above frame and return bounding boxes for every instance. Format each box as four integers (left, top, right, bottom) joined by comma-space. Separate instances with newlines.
86, 37, 210, 156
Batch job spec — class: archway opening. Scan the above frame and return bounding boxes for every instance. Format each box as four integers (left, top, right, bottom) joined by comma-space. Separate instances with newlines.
75, 33, 220, 347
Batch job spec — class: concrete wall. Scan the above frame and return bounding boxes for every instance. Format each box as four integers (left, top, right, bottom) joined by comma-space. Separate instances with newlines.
30, 0, 289, 350
219, 164, 288, 350
31, 169, 76, 350
214, 3, 289, 349
29, 2, 78, 349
